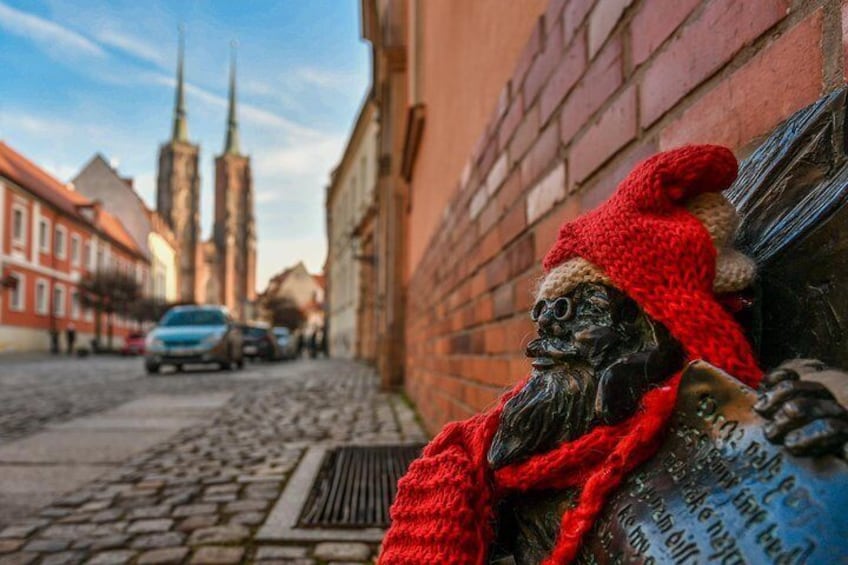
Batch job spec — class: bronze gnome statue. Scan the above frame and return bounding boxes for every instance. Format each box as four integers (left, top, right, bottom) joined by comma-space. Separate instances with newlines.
379, 143, 848, 565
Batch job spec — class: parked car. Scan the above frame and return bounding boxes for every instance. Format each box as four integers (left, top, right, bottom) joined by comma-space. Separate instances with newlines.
273, 327, 296, 360
120, 332, 146, 356
240, 322, 279, 361
144, 305, 243, 374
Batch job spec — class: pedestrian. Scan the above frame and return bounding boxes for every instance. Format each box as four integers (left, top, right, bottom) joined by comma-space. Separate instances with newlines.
66, 323, 76, 356
49, 328, 60, 354
308, 331, 317, 359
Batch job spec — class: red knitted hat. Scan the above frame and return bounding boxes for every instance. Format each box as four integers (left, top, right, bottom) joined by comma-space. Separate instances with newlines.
541, 144, 760, 383
379, 145, 763, 565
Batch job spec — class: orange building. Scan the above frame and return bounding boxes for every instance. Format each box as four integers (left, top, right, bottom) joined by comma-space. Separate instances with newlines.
0, 142, 148, 352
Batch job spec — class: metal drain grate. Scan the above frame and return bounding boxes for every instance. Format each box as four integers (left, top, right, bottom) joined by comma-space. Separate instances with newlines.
298, 444, 423, 528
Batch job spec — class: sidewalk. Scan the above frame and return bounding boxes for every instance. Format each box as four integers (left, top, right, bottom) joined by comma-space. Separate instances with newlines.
0, 359, 426, 565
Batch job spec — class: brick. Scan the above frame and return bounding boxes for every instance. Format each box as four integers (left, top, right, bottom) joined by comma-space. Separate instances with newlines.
580, 140, 658, 212
498, 92, 524, 150
562, 0, 595, 45
526, 162, 567, 225
660, 10, 823, 151
588, 0, 633, 57
498, 201, 527, 248
520, 123, 561, 189
640, 0, 788, 126
512, 19, 543, 89
485, 254, 511, 289
509, 105, 540, 164
630, 0, 699, 67
469, 187, 488, 220
495, 170, 523, 214
544, 0, 568, 34
524, 15, 565, 106
506, 233, 536, 279
486, 153, 509, 196
570, 86, 638, 185
533, 196, 581, 261
492, 283, 515, 319
540, 33, 587, 124
559, 37, 623, 143
514, 269, 541, 312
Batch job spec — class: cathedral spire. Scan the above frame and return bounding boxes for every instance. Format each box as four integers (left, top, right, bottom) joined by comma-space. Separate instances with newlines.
224, 41, 241, 155
172, 26, 188, 143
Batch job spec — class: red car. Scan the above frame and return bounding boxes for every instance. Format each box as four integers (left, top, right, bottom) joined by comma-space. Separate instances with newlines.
121, 332, 147, 356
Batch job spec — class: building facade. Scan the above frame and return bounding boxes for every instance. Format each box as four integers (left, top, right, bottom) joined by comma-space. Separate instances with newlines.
326, 100, 378, 359
259, 261, 325, 337
156, 36, 201, 303
0, 142, 148, 352
351, 0, 844, 433
155, 39, 256, 319
210, 56, 257, 322
73, 155, 179, 303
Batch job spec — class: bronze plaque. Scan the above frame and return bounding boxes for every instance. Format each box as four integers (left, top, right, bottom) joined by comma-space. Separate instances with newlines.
580, 361, 848, 564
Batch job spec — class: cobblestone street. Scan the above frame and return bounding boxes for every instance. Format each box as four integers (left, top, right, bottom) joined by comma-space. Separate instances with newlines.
0, 356, 426, 564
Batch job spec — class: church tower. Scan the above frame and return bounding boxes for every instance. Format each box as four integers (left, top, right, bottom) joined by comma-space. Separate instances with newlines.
212, 46, 256, 320
156, 30, 201, 303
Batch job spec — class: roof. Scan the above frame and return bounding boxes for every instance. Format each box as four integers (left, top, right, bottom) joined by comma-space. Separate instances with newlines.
0, 141, 85, 218
98, 209, 144, 256
0, 141, 145, 259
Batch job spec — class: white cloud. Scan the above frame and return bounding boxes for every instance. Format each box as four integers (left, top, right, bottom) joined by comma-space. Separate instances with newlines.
145, 71, 323, 138
0, 113, 75, 138
0, 1, 105, 59
253, 134, 345, 178
295, 67, 359, 90
94, 28, 167, 67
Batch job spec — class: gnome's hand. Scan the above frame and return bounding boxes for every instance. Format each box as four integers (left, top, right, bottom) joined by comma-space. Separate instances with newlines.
754, 359, 848, 458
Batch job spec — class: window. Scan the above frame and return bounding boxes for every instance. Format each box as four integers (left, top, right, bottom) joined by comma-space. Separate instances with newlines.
84, 241, 93, 270
8, 273, 24, 311
12, 205, 27, 246
71, 290, 80, 320
53, 284, 65, 317
35, 279, 48, 315
38, 218, 50, 253
71, 235, 81, 266
54, 225, 67, 259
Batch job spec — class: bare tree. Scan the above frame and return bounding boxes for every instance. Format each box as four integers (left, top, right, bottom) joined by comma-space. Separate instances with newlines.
79, 270, 142, 350
262, 295, 305, 329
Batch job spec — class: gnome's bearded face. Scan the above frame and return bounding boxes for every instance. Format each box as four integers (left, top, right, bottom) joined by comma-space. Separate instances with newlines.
488, 186, 756, 469
488, 283, 684, 468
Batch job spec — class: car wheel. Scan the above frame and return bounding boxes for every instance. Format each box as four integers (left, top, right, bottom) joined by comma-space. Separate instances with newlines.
175, 364, 183, 373
145, 361, 160, 375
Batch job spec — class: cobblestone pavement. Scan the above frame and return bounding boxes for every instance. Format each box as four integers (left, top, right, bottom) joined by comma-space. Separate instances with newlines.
0, 356, 426, 564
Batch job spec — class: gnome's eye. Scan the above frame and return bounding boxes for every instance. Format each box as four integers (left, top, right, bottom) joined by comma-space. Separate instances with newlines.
531, 300, 545, 321
553, 297, 573, 321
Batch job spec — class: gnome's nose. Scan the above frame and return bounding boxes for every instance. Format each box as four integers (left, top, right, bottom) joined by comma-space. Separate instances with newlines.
531, 297, 574, 336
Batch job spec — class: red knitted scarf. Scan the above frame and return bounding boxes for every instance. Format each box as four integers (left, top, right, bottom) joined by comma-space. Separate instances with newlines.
379, 146, 762, 564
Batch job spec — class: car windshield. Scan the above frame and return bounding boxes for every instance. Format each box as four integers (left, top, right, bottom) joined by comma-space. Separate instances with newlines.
160, 309, 227, 327
244, 326, 268, 337
274, 328, 290, 337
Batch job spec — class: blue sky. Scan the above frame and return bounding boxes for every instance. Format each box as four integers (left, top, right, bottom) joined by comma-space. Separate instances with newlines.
0, 0, 370, 288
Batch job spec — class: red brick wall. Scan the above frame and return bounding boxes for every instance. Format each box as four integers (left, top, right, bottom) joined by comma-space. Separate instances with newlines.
405, 0, 844, 433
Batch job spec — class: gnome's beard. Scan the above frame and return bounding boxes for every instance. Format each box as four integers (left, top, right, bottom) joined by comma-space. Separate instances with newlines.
488, 361, 598, 468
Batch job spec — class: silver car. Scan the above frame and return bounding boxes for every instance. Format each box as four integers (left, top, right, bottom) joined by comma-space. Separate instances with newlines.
144, 305, 244, 374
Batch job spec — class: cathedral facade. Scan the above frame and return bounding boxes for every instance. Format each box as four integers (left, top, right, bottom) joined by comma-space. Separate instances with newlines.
156, 37, 256, 321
